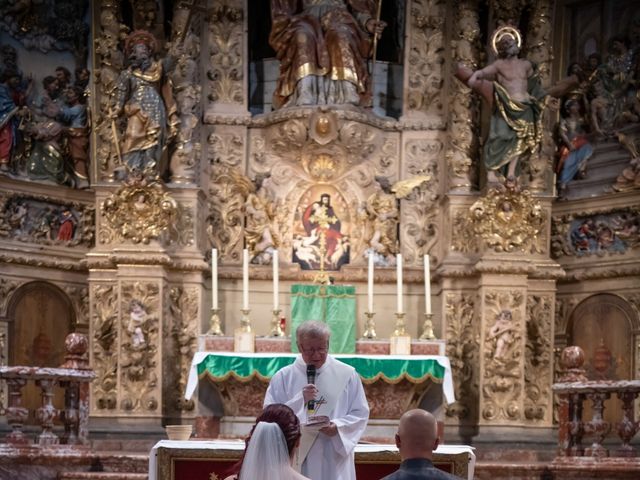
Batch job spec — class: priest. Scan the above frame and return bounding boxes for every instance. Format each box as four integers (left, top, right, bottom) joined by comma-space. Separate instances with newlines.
264, 320, 369, 480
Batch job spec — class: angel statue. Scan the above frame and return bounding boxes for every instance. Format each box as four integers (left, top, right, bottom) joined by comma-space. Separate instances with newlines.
361, 175, 430, 265
244, 173, 282, 264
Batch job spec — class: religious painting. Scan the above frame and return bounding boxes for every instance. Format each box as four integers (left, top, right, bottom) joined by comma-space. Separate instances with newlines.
292, 186, 351, 271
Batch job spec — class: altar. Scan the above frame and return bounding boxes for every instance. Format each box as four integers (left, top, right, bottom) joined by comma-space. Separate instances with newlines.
149, 439, 476, 480
185, 351, 455, 439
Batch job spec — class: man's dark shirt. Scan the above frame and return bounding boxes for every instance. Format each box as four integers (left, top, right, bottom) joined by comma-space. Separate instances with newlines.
380, 458, 463, 480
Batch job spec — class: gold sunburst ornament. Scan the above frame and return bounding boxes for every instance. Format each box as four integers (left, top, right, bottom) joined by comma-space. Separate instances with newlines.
102, 180, 178, 244
490, 26, 522, 56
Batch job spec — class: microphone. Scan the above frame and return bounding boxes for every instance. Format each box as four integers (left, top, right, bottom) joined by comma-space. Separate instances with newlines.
306, 364, 316, 413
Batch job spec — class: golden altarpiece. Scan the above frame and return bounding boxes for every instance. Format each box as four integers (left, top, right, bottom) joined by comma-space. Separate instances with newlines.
0, 0, 638, 445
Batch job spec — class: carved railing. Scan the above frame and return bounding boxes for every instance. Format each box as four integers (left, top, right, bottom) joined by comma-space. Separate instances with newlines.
0, 333, 95, 446
553, 346, 640, 458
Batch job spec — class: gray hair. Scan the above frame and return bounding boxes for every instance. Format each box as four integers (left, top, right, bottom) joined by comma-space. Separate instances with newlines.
296, 320, 330, 343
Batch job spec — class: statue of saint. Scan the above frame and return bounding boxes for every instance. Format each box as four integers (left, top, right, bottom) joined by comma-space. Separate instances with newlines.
555, 99, 593, 198
111, 30, 178, 179
465, 26, 546, 182
456, 26, 583, 185
269, 0, 386, 109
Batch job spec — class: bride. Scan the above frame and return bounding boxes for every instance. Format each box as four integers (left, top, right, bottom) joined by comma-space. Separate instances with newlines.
225, 404, 310, 480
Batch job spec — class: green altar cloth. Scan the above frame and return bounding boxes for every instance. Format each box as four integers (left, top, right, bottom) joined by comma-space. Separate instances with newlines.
185, 352, 457, 406
291, 284, 356, 353
194, 353, 445, 385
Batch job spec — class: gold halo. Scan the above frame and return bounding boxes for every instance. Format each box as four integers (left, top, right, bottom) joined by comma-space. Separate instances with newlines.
490, 26, 522, 56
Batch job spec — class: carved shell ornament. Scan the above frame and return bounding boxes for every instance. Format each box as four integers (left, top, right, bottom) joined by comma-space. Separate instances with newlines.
467, 186, 545, 253
102, 180, 178, 244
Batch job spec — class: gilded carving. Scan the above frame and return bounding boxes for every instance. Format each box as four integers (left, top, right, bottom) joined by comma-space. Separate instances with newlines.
402, 139, 440, 264
120, 282, 161, 413
482, 290, 524, 421
0, 278, 21, 316
445, 293, 479, 420
168, 8, 202, 184
0, 193, 95, 247
613, 130, 640, 192
168, 286, 198, 413
454, 185, 546, 254
489, 0, 528, 25
101, 180, 178, 244
167, 202, 196, 248
271, 120, 308, 155
0, 0, 89, 62
406, 0, 445, 116
64, 286, 89, 329
91, 284, 118, 411
206, 2, 244, 105
208, 163, 252, 261
447, 1, 481, 191
524, 294, 553, 422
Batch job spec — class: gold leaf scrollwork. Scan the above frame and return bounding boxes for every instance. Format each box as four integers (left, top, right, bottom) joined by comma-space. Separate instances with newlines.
101, 182, 178, 244
460, 186, 546, 254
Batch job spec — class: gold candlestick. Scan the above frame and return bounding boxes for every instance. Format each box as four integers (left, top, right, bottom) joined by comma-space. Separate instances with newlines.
419, 313, 436, 340
207, 308, 224, 336
270, 309, 284, 337
392, 312, 407, 336
239, 308, 252, 333
361, 311, 377, 339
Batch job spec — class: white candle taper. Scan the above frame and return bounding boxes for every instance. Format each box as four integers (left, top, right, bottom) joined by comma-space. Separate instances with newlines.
242, 249, 249, 310
367, 253, 374, 312
273, 250, 279, 310
396, 254, 403, 314
424, 254, 431, 315
212, 248, 218, 310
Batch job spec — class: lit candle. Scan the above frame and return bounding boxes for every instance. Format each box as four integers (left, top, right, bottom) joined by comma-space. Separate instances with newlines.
396, 254, 403, 314
367, 253, 374, 312
242, 249, 249, 310
424, 254, 431, 315
273, 250, 279, 310
212, 248, 218, 310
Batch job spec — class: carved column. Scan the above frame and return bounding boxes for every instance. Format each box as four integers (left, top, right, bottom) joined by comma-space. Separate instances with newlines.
477, 263, 528, 426
446, 0, 481, 192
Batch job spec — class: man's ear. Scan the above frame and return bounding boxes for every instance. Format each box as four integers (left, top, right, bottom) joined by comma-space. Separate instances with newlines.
395, 433, 401, 449
433, 438, 440, 451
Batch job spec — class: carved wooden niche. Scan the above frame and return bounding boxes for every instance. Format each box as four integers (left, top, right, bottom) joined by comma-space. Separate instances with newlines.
6, 281, 76, 423
568, 293, 638, 424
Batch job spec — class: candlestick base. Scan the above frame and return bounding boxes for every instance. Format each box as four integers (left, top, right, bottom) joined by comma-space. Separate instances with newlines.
207, 308, 224, 336
392, 312, 407, 337
313, 271, 330, 285
361, 311, 377, 339
270, 309, 284, 337
419, 313, 436, 340
239, 308, 252, 333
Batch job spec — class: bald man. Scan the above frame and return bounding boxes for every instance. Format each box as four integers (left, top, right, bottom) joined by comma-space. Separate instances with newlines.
381, 409, 462, 480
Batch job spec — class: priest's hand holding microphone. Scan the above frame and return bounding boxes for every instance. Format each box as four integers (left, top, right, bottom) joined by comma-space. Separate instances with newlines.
304, 364, 337, 436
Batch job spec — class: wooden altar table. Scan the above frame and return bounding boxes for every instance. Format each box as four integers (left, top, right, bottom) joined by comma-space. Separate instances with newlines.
149, 439, 475, 480
185, 352, 455, 422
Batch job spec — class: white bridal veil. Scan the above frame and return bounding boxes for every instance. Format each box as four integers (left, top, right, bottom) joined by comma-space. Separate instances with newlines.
238, 421, 296, 480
